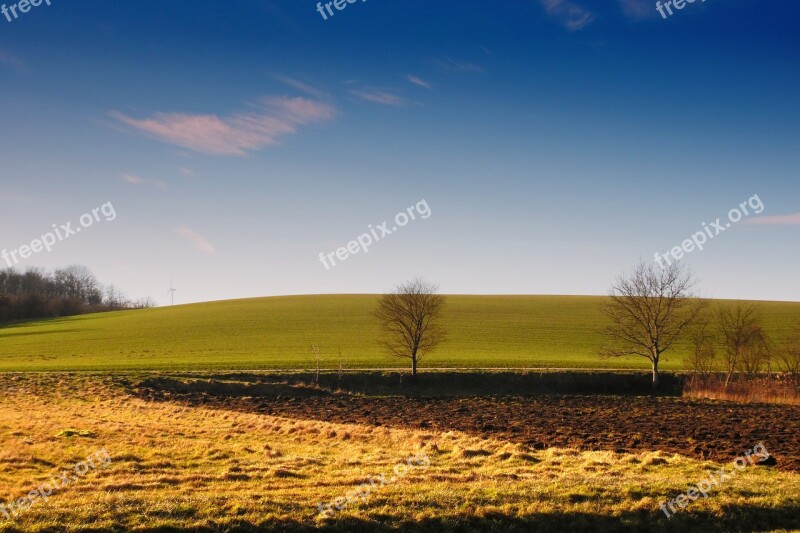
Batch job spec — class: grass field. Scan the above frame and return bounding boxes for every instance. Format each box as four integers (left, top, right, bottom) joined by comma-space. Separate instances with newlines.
1, 374, 799, 532
0, 295, 798, 372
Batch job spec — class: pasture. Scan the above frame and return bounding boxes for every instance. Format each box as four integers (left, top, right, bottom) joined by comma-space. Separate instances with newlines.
0, 295, 798, 372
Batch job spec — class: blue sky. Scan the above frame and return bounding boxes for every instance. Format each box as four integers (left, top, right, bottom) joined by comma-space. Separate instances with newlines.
0, 0, 798, 305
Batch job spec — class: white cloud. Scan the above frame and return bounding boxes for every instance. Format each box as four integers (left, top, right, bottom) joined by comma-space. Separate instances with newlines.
110, 96, 336, 156
122, 174, 166, 188
349, 88, 418, 107
176, 226, 215, 254
273, 75, 329, 100
406, 75, 432, 89
743, 213, 800, 226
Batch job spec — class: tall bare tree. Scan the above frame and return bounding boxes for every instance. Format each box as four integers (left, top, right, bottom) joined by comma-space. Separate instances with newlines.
600, 261, 706, 389
686, 322, 718, 384
376, 278, 446, 377
718, 303, 770, 386
778, 321, 800, 383
738, 326, 771, 377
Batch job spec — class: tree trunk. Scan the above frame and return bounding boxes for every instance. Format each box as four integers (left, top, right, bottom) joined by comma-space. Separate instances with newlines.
412, 357, 417, 377
652, 363, 660, 390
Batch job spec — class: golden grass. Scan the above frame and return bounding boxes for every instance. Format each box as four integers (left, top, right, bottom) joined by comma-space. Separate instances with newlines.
0, 375, 799, 531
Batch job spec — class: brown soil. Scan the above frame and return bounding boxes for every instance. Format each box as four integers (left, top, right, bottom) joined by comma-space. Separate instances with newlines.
139, 391, 800, 472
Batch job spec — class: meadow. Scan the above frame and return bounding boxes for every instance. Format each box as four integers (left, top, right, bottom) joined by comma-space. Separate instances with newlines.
1, 374, 798, 532
0, 295, 798, 372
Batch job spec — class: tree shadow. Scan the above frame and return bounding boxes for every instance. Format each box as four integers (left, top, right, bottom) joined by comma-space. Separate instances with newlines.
12, 505, 800, 532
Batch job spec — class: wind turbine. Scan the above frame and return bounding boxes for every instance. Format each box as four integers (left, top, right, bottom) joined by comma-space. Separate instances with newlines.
168, 278, 176, 306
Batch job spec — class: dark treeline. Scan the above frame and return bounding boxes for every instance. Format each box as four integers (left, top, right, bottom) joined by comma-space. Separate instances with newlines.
0, 265, 153, 323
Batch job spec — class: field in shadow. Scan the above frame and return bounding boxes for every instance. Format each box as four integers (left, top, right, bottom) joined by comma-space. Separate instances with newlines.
131, 370, 684, 397
129, 374, 800, 472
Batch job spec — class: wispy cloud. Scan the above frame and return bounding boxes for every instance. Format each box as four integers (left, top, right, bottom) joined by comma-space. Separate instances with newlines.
0, 49, 22, 69
273, 75, 329, 100
176, 226, 215, 254
349, 88, 417, 107
177, 167, 194, 177
110, 96, 336, 156
434, 56, 486, 75
406, 74, 432, 89
618, 0, 655, 20
539, 0, 594, 31
742, 213, 800, 226
122, 174, 166, 189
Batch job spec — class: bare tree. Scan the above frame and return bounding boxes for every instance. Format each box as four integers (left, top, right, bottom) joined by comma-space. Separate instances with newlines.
686, 322, 718, 385
55, 265, 102, 304
376, 278, 446, 377
738, 326, 771, 378
600, 261, 706, 389
777, 322, 800, 382
104, 284, 128, 310
132, 297, 156, 309
718, 303, 769, 386
0, 265, 151, 322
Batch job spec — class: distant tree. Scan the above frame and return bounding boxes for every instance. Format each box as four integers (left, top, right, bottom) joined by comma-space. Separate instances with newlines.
718, 303, 770, 386
777, 321, 800, 382
0, 265, 151, 323
104, 284, 127, 309
600, 261, 707, 389
686, 322, 718, 384
132, 297, 156, 309
54, 265, 101, 304
738, 326, 771, 377
376, 278, 446, 377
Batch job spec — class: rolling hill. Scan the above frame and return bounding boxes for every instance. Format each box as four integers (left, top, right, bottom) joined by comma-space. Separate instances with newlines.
0, 295, 798, 371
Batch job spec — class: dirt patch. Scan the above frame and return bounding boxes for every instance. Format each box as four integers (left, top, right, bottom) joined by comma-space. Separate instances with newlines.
136, 391, 800, 472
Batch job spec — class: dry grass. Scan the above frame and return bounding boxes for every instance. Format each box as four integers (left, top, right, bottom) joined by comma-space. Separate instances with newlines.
685, 377, 800, 406
0, 374, 799, 532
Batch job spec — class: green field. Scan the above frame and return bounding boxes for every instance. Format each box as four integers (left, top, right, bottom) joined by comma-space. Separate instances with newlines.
0, 295, 798, 371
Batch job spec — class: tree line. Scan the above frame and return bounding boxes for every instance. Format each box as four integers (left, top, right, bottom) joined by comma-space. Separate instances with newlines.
372, 268, 799, 395
0, 265, 153, 323
599, 261, 800, 390
686, 302, 800, 389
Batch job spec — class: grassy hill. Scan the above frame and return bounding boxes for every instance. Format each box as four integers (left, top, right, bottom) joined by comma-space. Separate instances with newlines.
0, 295, 798, 371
